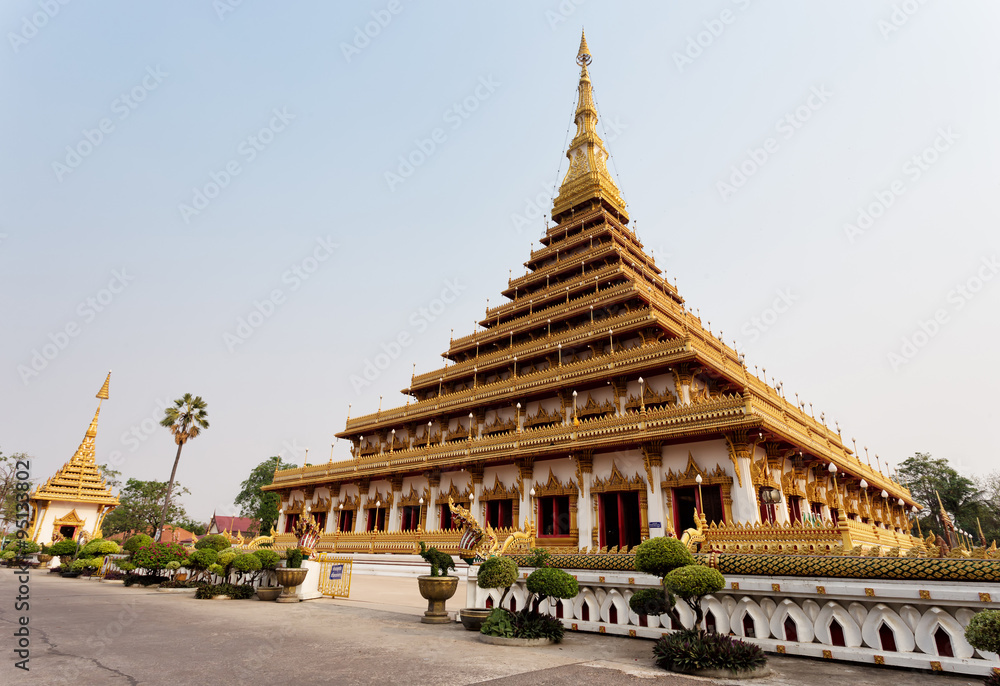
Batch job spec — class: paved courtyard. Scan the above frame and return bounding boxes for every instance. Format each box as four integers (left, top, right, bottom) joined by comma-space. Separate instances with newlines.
0, 571, 989, 685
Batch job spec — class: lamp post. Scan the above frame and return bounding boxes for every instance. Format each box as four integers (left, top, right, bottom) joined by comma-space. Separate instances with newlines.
572, 390, 578, 426
880, 489, 889, 527
390, 429, 396, 453
468, 413, 474, 440
695, 474, 704, 519
516, 402, 521, 432
860, 479, 869, 518
558, 343, 562, 366
638, 376, 645, 412
426, 422, 432, 448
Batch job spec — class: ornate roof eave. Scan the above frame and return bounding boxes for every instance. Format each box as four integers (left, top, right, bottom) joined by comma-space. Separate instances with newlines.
288, 393, 756, 491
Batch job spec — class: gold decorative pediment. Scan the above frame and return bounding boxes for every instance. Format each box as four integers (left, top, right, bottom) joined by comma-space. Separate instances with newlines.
480, 474, 519, 501
53, 509, 86, 526
398, 485, 428, 507
366, 488, 393, 508
525, 406, 560, 429
335, 493, 360, 510
663, 455, 732, 489
435, 480, 472, 505
533, 469, 577, 497
591, 462, 644, 493
578, 393, 615, 419
625, 384, 676, 412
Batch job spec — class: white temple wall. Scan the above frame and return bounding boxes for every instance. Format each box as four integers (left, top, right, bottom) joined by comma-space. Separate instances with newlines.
33, 501, 101, 545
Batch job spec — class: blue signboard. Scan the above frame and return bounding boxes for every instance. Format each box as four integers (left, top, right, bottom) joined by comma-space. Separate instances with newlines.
329, 564, 344, 581
649, 521, 662, 528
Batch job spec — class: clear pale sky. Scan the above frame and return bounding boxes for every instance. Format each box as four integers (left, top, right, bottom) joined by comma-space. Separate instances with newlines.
3, 2, 998, 522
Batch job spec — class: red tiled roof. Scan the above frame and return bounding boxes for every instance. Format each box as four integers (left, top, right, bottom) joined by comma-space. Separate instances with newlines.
211, 515, 258, 534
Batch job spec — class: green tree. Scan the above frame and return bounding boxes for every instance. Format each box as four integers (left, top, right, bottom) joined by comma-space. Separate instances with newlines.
234, 456, 297, 535
157, 394, 209, 541
175, 517, 207, 536
0, 450, 34, 537
897, 453, 982, 541
102, 479, 190, 537
98, 463, 122, 490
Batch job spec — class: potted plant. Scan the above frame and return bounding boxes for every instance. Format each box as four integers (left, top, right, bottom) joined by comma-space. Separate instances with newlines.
479, 563, 578, 645
465, 556, 518, 630
275, 547, 309, 603
251, 549, 282, 601
416, 541, 458, 624
628, 537, 767, 677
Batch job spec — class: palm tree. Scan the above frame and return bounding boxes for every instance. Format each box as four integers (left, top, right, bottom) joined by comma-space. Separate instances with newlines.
156, 394, 209, 541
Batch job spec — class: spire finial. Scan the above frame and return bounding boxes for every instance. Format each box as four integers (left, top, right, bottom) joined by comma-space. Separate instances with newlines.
552, 32, 628, 223
96, 370, 111, 400
577, 29, 592, 66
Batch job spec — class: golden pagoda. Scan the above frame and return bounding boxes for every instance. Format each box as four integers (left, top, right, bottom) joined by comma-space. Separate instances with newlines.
29, 372, 119, 544
265, 34, 919, 556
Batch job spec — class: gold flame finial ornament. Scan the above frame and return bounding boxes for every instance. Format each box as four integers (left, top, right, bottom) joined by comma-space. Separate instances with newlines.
577, 28, 592, 66
96, 370, 111, 400
552, 31, 628, 224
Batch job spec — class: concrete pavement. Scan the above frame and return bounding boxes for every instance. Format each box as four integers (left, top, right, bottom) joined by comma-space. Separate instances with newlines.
0, 570, 987, 686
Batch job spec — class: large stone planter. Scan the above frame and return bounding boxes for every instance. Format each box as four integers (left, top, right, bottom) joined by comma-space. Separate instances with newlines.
417, 575, 458, 624
479, 634, 553, 647
256, 587, 283, 601
275, 567, 309, 603
460, 608, 492, 631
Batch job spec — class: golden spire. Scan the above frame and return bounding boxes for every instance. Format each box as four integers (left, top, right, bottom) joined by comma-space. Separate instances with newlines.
96, 370, 111, 400
552, 29, 628, 223
30, 373, 119, 506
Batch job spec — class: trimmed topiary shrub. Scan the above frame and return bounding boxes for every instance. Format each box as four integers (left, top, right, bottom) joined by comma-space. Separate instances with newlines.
217, 551, 237, 568
208, 563, 226, 577
194, 534, 231, 551
48, 540, 78, 557
123, 534, 154, 553
525, 566, 579, 602
653, 630, 767, 674
97, 541, 121, 555
80, 539, 104, 556
634, 536, 694, 578
187, 548, 218, 580
965, 609, 1000, 655
477, 556, 519, 607
629, 588, 672, 617
231, 553, 262, 582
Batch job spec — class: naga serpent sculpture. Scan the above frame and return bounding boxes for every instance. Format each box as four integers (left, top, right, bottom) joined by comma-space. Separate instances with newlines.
448, 496, 532, 560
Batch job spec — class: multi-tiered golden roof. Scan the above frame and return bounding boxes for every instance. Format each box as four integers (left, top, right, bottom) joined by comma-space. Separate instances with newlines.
266, 34, 917, 555
30, 372, 119, 507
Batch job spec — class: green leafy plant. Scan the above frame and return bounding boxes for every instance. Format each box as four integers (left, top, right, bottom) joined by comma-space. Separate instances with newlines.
513, 610, 565, 641
195, 583, 254, 600
477, 556, 519, 608
114, 560, 137, 573
97, 541, 121, 555
194, 534, 231, 551
525, 547, 552, 568
285, 547, 304, 569
525, 566, 579, 604
1, 551, 14, 562
418, 541, 455, 577
664, 565, 724, 629
80, 539, 104, 556
965, 610, 1000, 655
208, 563, 226, 577
187, 548, 219, 581
48, 540, 78, 558
480, 608, 515, 638
132, 542, 188, 574
653, 630, 766, 674
252, 548, 281, 586
231, 553, 262, 583
123, 534, 154, 553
